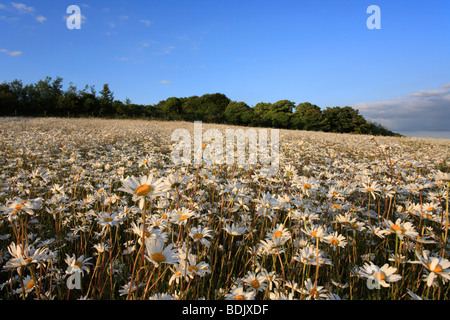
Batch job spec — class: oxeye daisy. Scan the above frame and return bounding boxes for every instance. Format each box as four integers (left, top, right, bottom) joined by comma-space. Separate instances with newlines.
171, 207, 196, 225
223, 223, 247, 236
293, 245, 332, 266
144, 238, 179, 268
225, 285, 255, 300
411, 250, 450, 287
1, 197, 43, 217
22, 275, 36, 294
189, 225, 213, 248
4, 242, 48, 273
360, 181, 381, 199
96, 211, 122, 228
243, 271, 268, 293
181, 253, 210, 278
357, 261, 401, 288
65, 254, 92, 276
119, 174, 168, 209
302, 224, 327, 240
384, 218, 418, 240
301, 278, 328, 300
265, 223, 291, 243
323, 232, 347, 250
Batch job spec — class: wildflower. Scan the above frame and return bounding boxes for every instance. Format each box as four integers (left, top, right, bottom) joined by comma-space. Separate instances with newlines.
225, 285, 255, 300
293, 245, 332, 266
302, 224, 327, 240
189, 225, 213, 248
119, 174, 168, 209
22, 275, 36, 294
149, 293, 179, 300
180, 253, 210, 278
96, 211, 122, 228
223, 223, 247, 236
65, 254, 93, 276
360, 182, 381, 199
301, 278, 328, 300
411, 250, 450, 287
144, 238, 179, 268
265, 223, 291, 244
4, 242, 48, 273
119, 281, 141, 296
243, 271, 268, 293
1, 197, 43, 217
384, 218, 419, 240
171, 207, 197, 225
357, 261, 401, 288
269, 289, 297, 300
323, 232, 347, 250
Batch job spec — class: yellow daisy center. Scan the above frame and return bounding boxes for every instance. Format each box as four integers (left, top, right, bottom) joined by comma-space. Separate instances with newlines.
15, 204, 24, 211
250, 280, 260, 288
311, 231, 318, 237
309, 289, 319, 299
188, 266, 199, 273
151, 252, 166, 264
135, 184, 153, 196
330, 239, 339, 246
273, 231, 283, 238
193, 233, 203, 239
104, 217, 113, 222
427, 263, 443, 273
303, 183, 311, 189
26, 280, 35, 290
372, 271, 387, 281
74, 261, 82, 268
391, 225, 405, 234
235, 295, 245, 300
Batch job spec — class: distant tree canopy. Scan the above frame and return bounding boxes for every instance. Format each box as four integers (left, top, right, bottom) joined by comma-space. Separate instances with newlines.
0, 77, 400, 136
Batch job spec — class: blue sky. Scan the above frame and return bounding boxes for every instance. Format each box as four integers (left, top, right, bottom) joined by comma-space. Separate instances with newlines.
1, 0, 450, 138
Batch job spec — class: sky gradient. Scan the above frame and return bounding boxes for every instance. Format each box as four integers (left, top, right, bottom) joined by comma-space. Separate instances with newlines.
1, 0, 449, 138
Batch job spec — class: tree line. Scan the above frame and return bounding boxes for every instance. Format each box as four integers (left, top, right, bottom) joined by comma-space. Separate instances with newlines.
0, 77, 399, 136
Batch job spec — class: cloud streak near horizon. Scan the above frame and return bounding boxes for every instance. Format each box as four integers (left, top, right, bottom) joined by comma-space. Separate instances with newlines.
353, 83, 450, 135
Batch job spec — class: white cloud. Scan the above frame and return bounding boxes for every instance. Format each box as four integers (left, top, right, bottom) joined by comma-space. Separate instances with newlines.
35, 15, 46, 23
353, 83, 450, 134
160, 80, 173, 85
0, 48, 22, 56
408, 89, 447, 97
11, 2, 34, 14
139, 19, 152, 27
154, 46, 175, 55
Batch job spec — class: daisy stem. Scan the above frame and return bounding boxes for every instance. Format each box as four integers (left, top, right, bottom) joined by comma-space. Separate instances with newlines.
313, 236, 320, 293
444, 182, 449, 257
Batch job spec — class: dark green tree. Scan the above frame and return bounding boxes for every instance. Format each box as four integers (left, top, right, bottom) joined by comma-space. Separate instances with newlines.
291, 102, 325, 131
99, 84, 114, 117
224, 101, 254, 126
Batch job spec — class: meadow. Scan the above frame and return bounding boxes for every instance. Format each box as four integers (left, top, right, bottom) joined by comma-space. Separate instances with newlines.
0, 117, 449, 300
